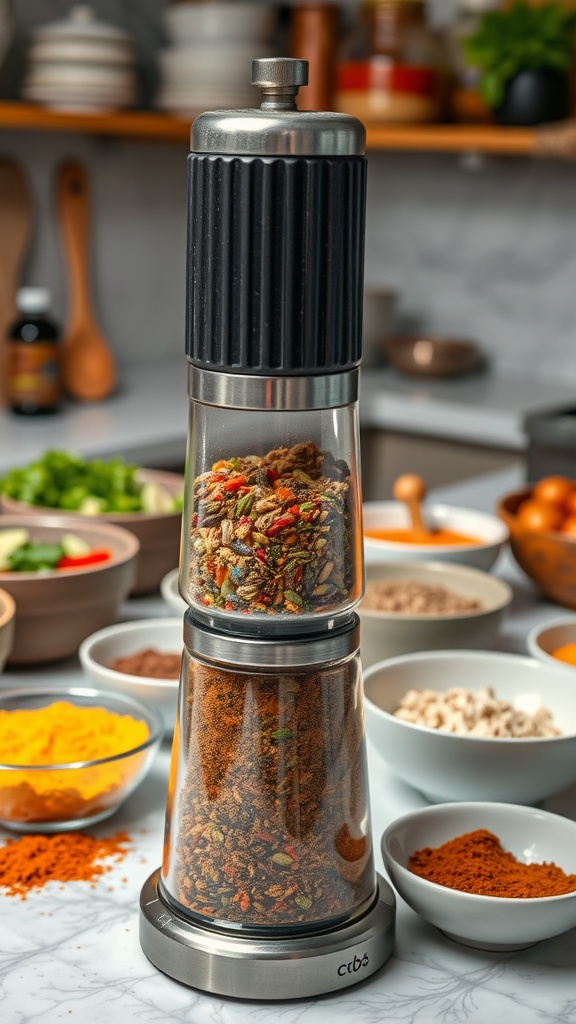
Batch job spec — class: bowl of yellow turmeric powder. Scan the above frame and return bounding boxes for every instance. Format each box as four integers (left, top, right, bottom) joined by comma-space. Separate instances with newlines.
0, 686, 163, 831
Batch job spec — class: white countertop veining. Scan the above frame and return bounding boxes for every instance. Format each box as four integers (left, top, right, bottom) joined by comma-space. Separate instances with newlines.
1, 362, 576, 474
2, 465, 576, 1023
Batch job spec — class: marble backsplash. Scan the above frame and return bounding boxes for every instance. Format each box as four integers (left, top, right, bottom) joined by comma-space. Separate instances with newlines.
1, 0, 576, 387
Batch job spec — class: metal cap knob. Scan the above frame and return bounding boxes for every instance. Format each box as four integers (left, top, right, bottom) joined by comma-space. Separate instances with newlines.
252, 57, 308, 110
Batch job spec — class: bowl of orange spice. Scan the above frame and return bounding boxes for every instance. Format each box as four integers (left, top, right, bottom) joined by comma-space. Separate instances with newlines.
497, 475, 576, 608
382, 802, 576, 951
0, 687, 163, 832
364, 475, 509, 572
527, 616, 576, 671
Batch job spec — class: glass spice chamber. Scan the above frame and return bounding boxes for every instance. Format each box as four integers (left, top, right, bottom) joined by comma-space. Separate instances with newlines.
140, 58, 395, 1000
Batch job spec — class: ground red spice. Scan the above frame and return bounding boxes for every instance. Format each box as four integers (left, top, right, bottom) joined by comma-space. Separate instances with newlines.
0, 831, 131, 899
408, 828, 576, 897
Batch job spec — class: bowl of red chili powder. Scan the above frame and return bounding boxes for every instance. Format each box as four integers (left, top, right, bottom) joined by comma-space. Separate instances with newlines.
381, 801, 576, 951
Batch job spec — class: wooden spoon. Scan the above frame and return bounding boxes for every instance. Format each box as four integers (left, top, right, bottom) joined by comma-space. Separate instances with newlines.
0, 160, 33, 405
392, 473, 433, 540
56, 160, 116, 402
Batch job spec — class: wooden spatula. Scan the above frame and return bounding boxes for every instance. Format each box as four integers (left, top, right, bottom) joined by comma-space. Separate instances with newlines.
0, 160, 33, 405
392, 473, 433, 540
56, 160, 116, 402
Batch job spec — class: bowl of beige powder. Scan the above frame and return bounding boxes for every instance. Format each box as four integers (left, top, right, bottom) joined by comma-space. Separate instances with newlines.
358, 560, 512, 669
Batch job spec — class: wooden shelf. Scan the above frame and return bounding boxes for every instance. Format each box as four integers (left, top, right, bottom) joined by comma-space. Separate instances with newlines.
366, 123, 536, 155
0, 100, 573, 158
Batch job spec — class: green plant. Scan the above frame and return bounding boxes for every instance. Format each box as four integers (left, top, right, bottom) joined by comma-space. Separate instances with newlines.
464, 1, 576, 108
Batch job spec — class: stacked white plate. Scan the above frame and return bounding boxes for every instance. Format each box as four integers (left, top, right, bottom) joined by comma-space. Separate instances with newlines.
22, 4, 138, 113
155, 1, 276, 116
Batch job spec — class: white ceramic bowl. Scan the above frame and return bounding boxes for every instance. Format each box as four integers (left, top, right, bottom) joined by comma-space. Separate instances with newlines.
363, 501, 509, 572
363, 650, 576, 804
160, 568, 187, 617
358, 560, 512, 668
79, 618, 183, 734
157, 43, 272, 87
164, 2, 276, 45
381, 802, 576, 950
527, 616, 576, 672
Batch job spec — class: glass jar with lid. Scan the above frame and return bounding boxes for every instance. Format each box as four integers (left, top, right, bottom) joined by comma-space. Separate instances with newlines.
160, 613, 376, 934
335, 0, 445, 124
178, 58, 367, 637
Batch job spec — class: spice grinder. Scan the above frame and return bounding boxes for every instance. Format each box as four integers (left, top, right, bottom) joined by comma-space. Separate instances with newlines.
140, 57, 395, 999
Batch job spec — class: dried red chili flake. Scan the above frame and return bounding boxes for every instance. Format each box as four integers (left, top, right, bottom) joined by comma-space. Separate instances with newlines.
187, 441, 355, 617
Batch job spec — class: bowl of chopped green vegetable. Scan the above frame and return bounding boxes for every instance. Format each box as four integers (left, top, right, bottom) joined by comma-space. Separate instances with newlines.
0, 450, 184, 595
0, 515, 140, 665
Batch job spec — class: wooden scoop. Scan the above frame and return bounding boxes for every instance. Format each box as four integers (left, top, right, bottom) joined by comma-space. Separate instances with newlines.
56, 161, 116, 402
0, 160, 33, 405
392, 473, 432, 540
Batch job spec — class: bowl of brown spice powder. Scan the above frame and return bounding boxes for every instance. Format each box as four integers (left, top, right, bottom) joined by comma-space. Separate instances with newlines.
79, 618, 183, 734
381, 801, 576, 951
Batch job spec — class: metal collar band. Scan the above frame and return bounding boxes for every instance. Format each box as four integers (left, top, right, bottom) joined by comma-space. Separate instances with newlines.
183, 610, 360, 669
187, 365, 359, 411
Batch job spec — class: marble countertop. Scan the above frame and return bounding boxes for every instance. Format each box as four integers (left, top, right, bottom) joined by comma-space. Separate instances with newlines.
1, 361, 576, 475
2, 465, 576, 1024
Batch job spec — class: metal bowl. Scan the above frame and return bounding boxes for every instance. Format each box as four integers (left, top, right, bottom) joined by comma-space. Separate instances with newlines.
384, 336, 482, 378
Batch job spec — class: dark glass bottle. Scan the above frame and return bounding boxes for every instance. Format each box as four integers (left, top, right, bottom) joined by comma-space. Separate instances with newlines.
7, 287, 61, 416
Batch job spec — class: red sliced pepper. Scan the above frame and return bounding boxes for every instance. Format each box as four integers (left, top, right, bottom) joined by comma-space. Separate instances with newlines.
265, 514, 295, 537
224, 476, 247, 493
57, 549, 111, 569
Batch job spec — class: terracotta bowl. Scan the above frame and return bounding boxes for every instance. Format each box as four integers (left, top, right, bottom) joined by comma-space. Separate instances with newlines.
384, 336, 482, 378
0, 588, 16, 672
1, 468, 183, 595
496, 488, 576, 608
0, 515, 139, 665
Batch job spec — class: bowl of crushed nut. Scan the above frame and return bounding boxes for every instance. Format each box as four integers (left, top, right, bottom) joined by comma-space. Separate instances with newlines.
358, 560, 512, 669
363, 649, 576, 805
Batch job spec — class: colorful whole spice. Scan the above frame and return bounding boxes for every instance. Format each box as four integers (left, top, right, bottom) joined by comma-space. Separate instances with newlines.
162, 655, 374, 928
393, 686, 559, 738
408, 829, 576, 897
0, 701, 150, 824
187, 441, 355, 616
0, 831, 131, 898
361, 579, 483, 615
110, 648, 181, 679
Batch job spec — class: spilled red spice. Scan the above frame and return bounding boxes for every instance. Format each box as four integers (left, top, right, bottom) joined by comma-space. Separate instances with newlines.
0, 831, 131, 899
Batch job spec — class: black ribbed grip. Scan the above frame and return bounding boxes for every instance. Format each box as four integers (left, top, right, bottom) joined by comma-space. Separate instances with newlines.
185, 153, 366, 375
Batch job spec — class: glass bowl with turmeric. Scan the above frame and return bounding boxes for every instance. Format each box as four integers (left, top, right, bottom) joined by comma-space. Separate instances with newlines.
381, 801, 576, 951
0, 686, 163, 832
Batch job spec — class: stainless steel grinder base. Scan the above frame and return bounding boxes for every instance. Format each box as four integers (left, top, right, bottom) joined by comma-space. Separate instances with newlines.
139, 871, 395, 1000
